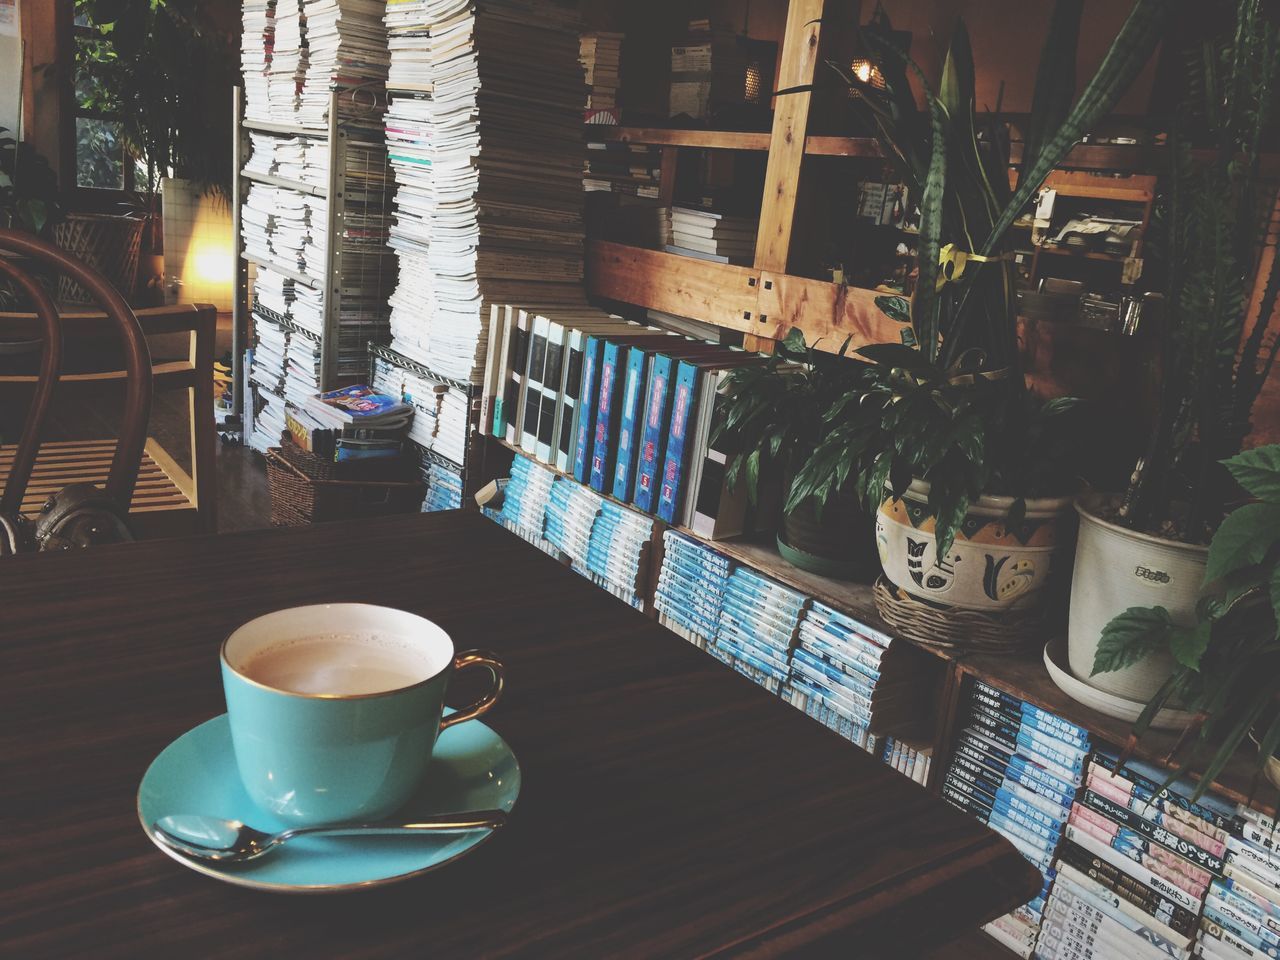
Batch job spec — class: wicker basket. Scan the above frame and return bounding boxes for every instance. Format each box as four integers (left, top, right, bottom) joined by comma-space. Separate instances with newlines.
52, 213, 145, 304
872, 576, 1048, 655
266, 445, 424, 526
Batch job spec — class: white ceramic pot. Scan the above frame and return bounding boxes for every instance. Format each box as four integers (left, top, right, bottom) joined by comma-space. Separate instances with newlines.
876, 480, 1075, 612
1067, 494, 1209, 704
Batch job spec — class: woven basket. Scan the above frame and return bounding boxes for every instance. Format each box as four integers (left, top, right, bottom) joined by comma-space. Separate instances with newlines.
872, 576, 1048, 654
52, 213, 145, 304
266, 445, 424, 526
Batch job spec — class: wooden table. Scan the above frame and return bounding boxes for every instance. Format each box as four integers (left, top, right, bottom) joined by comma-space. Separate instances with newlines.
1, 512, 1040, 959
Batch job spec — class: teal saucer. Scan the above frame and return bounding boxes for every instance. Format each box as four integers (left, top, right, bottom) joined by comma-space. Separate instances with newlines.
137, 712, 520, 893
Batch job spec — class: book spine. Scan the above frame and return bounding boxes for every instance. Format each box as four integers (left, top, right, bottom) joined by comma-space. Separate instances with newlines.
1241, 821, 1280, 855
1088, 769, 1226, 854
557, 330, 585, 472
589, 341, 625, 492
657, 360, 699, 523
1229, 835, 1280, 886
1202, 907, 1280, 958
1049, 877, 1178, 960
1087, 761, 1230, 845
1057, 840, 1198, 937
520, 314, 549, 454
572, 337, 602, 484
1069, 808, 1212, 899
1062, 823, 1203, 913
504, 311, 531, 446
1055, 861, 1192, 952
538, 322, 566, 464
611, 346, 648, 501
480, 302, 502, 436
633, 353, 673, 513
1207, 888, 1280, 947
1091, 749, 1236, 831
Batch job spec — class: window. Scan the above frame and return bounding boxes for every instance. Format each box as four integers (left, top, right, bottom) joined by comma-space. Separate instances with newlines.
71, 2, 143, 192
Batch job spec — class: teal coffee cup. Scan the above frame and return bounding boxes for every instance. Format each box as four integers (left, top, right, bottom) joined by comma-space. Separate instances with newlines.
221, 603, 503, 826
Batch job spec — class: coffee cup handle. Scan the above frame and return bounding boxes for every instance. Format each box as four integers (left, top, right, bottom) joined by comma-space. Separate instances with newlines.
440, 650, 504, 730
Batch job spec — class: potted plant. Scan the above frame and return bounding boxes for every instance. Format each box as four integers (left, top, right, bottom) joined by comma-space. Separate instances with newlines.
0, 129, 63, 310
1066, 1, 1279, 705
1091, 445, 1280, 800
785, 0, 1167, 630
716, 329, 879, 579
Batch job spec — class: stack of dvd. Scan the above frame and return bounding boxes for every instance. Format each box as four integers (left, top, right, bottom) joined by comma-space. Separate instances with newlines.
577, 499, 653, 609
1049, 747, 1231, 960
941, 679, 1090, 958
420, 458, 463, 512
880, 738, 932, 786
654, 530, 729, 650
781, 601, 893, 754
708, 567, 805, 695
1205, 804, 1280, 959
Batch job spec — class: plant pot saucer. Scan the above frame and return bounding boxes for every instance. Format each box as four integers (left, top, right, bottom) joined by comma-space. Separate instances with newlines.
1043, 635, 1196, 731
775, 533, 867, 581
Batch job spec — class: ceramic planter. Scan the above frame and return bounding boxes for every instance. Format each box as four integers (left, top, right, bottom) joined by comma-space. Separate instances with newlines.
1066, 494, 1209, 704
875, 480, 1075, 612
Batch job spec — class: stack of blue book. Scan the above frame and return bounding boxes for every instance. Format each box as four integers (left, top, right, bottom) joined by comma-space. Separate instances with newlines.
578, 499, 653, 610
421, 460, 463, 512
781, 602, 893, 754
488, 455, 557, 555
654, 530, 729, 649
940, 678, 1090, 958
544, 475, 600, 561
708, 567, 806, 695
1206, 802, 1280, 960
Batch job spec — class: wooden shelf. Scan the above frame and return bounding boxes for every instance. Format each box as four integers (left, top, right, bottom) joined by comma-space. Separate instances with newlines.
955, 648, 1280, 819
1034, 246, 1135, 263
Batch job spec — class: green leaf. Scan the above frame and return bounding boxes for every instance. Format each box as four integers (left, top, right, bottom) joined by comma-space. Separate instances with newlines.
1092, 606, 1173, 675
874, 295, 911, 324
1019, 0, 1084, 188
781, 327, 807, 354
855, 342, 933, 373
1169, 620, 1212, 671
1272, 564, 1280, 640
1203, 503, 1280, 585
1223, 444, 1280, 503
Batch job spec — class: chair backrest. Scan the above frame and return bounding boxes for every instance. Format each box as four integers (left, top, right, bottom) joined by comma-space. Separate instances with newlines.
0, 228, 153, 516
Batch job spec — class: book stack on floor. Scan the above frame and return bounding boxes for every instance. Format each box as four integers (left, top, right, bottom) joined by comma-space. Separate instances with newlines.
666, 205, 758, 265
669, 25, 747, 121
380, 0, 587, 390
654, 530, 730, 650
1205, 804, 1280, 959
580, 31, 622, 124
708, 566, 805, 695
1045, 747, 1234, 960
781, 602, 895, 755
941, 678, 1091, 958
242, 1, 277, 122
298, 0, 390, 126
484, 304, 765, 532
879, 738, 932, 786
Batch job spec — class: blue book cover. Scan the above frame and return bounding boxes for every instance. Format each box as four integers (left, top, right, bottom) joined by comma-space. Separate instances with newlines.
572, 337, 604, 484
589, 340, 626, 492
656, 360, 700, 523
633, 353, 675, 512
612, 346, 650, 502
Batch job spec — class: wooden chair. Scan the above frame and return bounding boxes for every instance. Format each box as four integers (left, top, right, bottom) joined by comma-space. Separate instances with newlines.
0, 229, 160, 537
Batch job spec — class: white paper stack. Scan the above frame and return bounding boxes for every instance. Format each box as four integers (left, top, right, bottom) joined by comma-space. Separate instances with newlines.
250, 316, 290, 398
667, 205, 758, 265
242, 1, 277, 122
268, 0, 309, 121
381, 0, 587, 386
299, 0, 391, 126
250, 391, 291, 454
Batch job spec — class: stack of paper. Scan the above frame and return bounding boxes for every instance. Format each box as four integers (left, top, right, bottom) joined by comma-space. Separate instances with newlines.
249, 388, 290, 454
298, 0, 391, 126
579, 31, 621, 121
268, 0, 308, 122
381, 0, 587, 386
583, 140, 660, 197
667, 205, 757, 265
242, 1, 277, 122
249, 316, 290, 399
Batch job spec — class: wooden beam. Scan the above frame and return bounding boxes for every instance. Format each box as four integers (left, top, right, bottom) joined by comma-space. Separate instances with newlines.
755, 271, 911, 353
753, 0, 828, 275
587, 241, 758, 330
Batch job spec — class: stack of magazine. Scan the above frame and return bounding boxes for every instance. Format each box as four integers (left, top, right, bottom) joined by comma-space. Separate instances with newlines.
241, 1, 277, 123
941, 679, 1091, 957
298, 0, 391, 126
267, 0, 308, 121
380, 0, 587, 387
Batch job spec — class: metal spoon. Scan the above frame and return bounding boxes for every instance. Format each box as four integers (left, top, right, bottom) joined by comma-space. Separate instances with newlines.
151, 810, 508, 863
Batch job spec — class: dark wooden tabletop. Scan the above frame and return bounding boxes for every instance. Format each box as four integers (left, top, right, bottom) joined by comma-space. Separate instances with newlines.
1, 511, 1040, 959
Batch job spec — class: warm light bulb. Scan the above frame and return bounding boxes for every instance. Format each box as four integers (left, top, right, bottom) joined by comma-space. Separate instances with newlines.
856, 61, 872, 83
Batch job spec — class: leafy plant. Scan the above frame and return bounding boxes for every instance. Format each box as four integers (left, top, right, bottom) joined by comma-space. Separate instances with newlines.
0, 128, 61, 235
715, 329, 869, 509
1093, 445, 1280, 802
788, 0, 1169, 560
1115, 0, 1280, 542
